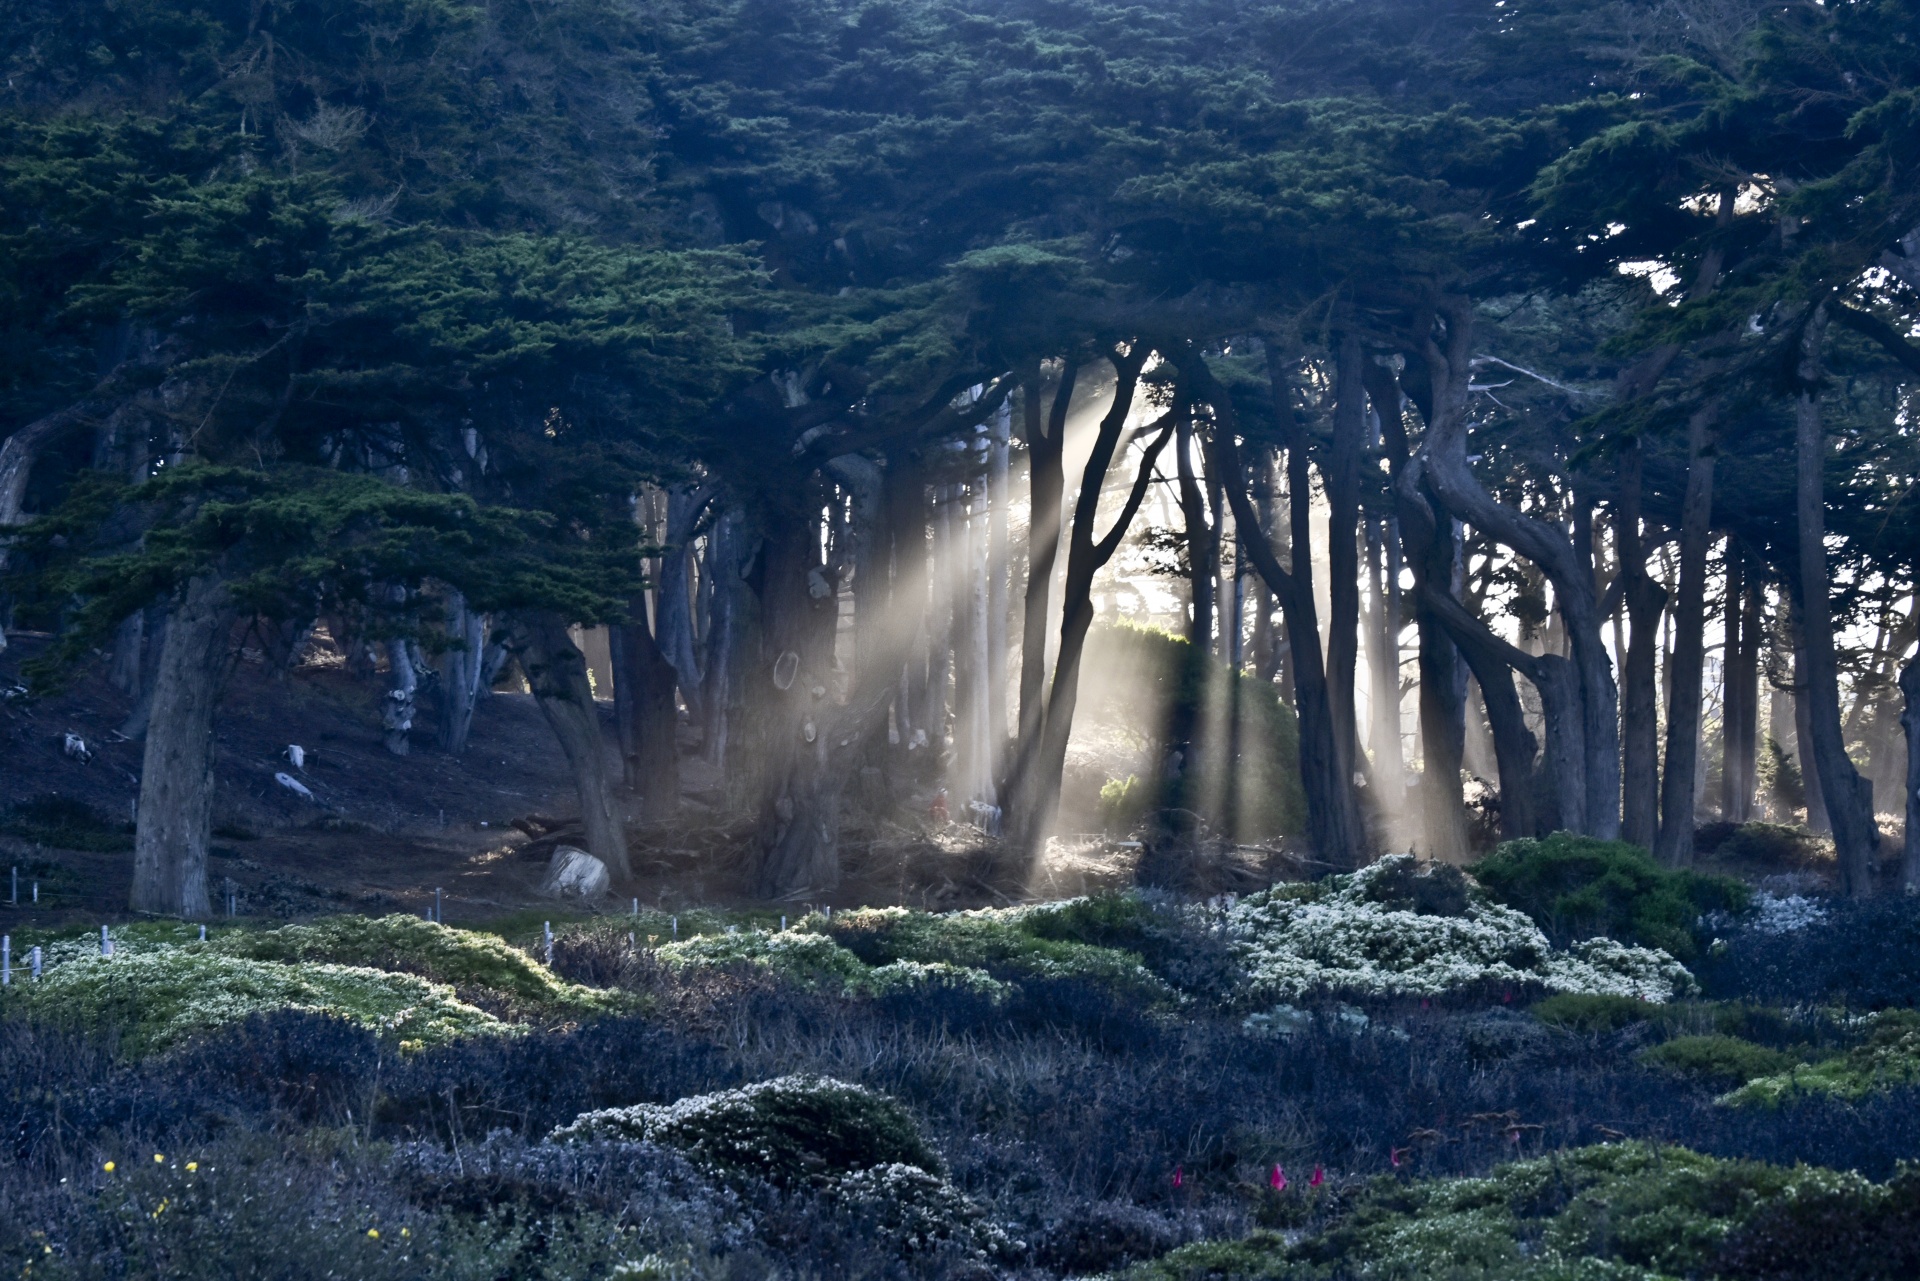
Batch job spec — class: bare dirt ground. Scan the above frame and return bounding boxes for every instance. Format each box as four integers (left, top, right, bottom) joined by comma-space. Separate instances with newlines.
2, 633, 1257, 930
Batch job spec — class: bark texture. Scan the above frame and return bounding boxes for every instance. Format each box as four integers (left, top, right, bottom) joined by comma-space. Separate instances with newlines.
509, 614, 631, 877
130, 573, 236, 917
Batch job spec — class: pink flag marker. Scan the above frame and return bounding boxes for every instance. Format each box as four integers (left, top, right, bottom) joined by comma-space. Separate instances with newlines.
1270, 1164, 1287, 1191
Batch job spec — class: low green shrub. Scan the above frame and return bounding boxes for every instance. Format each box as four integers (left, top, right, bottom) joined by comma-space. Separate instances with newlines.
1126, 1143, 1913, 1281
821, 906, 1169, 996
1723, 1010, 1920, 1106
1637, 1035, 1796, 1085
1712, 822, 1822, 869
1471, 832, 1750, 960
212, 914, 627, 1019
652, 927, 1012, 1000
6, 949, 509, 1053
1529, 992, 1661, 1033
551, 1075, 941, 1188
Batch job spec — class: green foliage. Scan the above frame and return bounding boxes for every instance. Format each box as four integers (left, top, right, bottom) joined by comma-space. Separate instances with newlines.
652, 925, 1011, 1001
209, 915, 625, 1021
1099, 774, 1153, 834
1529, 992, 1662, 1034
1714, 822, 1821, 869
820, 905, 1170, 997
4, 948, 509, 1055
1128, 1143, 1915, 1281
551, 1075, 941, 1189
1638, 1035, 1796, 1087
1725, 1011, 1920, 1107
1472, 834, 1751, 961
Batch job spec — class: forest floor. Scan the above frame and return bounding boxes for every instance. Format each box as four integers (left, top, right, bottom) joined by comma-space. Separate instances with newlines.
0, 634, 1220, 929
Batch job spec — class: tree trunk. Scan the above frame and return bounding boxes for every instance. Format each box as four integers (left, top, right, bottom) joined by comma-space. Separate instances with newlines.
986, 398, 1012, 781
1654, 406, 1718, 865
1007, 347, 1165, 861
1900, 654, 1920, 892
438, 590, 485, 754
1415, 297, 1620, 838
1365, 514, 1407, 822
701, 509, 748, 768
657, 487, 710, 723
1325, 331, 1367, 784
383, 638, 418, 756
616, 605, 681, 821
509, 614, 631, 877
1184, 346, 1368, 869
1175, 406, 1217, 648
1617, 439, 1666, 849
1793, 303, 1877, 896
130, 573, 235, 917
753, 501, 845, 897
1018, 363, 1075, 757
1721, 547, 1751, 821
1793, 627, 1829, 833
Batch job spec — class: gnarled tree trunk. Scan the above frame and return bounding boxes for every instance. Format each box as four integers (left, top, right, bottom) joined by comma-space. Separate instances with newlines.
507, 614, 630, 877
1793, 304, 1877, 896
1654, 406, 1719, 865
130, 572, 237, 917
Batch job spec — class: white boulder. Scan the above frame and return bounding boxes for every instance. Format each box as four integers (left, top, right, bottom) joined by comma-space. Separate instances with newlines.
541, 845, 609, 898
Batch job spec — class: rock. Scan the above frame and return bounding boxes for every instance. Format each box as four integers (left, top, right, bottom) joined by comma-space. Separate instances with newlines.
541, 845, 609, 898
274, 771, 315, 801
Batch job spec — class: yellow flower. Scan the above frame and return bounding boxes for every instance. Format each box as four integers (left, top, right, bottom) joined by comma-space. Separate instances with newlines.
102, 1162, 115, 1173
400, 1228, 410, 1238
154, 1154, 166, 1164
186, 1162, 198, 1172
367, 1229, 380, 1239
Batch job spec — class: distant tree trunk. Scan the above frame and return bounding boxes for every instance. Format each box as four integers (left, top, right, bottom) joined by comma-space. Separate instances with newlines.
881, 453, 930, 765
383, 638, 418, 756
657, 487, 711, 723
986, 399, 1012, 781
616, 603, 680, 821
1186, 346, 1368, 869
1416, 297, 1620, 838
1018, 362, 1075, 758
438, 590, 485, 754
130, 572, 236, 917
753, 501, 845, 897
1413, 524, 1470, 860
508, 614, 630, 877
924, 482, 956, 762
1325, 331, 1367, 786
1793, 303, 1877, 896
701, 510, 748, 768
1366, 514, 1406, 818
1175, 404, 1217, 649
1721, 548, 1752, 821
1792, 624, 1828, 833
1900, 654, 1920, 891
1654, 406, 1718, 866
114, 606, 170, 741
1007, 347, 1166, 861
1617, 440, 1666, 849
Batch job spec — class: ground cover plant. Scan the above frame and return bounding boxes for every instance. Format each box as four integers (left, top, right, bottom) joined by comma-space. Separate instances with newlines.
1, 849, 1917, 1277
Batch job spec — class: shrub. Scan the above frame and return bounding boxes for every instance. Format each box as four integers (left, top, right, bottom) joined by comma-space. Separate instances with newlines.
211, 914, 623, 1020
1529, 993, 1661, 1033
550, 1075, 943, 1189
1126, 1143, 1902, 1281
1017, 890, 1243, 996
1713, 1162, 1920, 1280
1696, 893, 1920, 1008
6, 949, 510, 1054
1471, 832, 1750, 960
820, 905, 1170, 998
1222, 855, 1696, 1003
653, 927, 1011, 1001
1723, 1011, 1920, 1106
1714, 822, 1822, 869
829, 1161, 1014, 1259
1637, 1035, 1795, 1086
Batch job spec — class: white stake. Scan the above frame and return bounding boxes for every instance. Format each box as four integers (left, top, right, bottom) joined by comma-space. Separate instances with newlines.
100, 925, 111, 957
199, 925, 206, 943
30, 946, 41, 980
3, 935, 9, 986
543, 921, 553, 966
